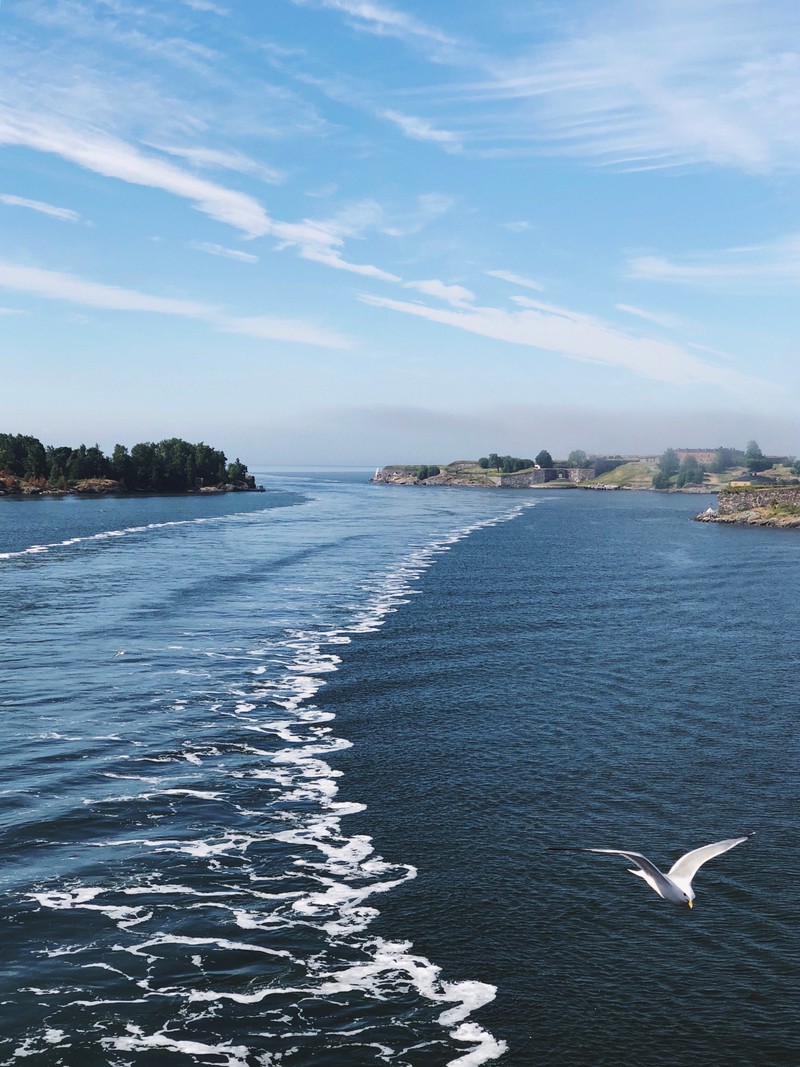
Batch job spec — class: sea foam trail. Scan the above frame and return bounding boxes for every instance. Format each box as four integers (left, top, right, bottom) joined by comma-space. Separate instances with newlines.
15, 498, 533, 1065
0, 505, 273, 561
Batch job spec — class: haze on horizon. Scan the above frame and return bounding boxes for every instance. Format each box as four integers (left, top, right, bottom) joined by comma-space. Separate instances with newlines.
1, 1, 798, 466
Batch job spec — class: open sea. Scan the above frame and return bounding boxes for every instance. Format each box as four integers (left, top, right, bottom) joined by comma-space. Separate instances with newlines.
0, 471, 797, 1066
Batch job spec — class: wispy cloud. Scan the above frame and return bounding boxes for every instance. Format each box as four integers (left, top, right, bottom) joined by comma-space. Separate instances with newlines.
298, 0, 457, 47
449, 2, 800, 172
0, 259, 349, 348
380, 109, 461, 150
486, 269, 544, 292
359, 290, 771, 395
0, 109, 272, 237
630, 234, 800, 288
404, 278, 474, 307
180, 0, 229, 14
0, 193, 81, 222
616, 303, 684, 329
189, 241, 259, 263
153, 144, 286, 185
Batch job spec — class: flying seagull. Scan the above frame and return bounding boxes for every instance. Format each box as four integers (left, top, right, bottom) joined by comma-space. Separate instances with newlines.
548, 833, 754, 907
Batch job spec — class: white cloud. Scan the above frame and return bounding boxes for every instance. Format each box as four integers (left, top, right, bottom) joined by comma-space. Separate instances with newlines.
216, 314, 347, 348
189, 241, 259, 263
0, 109, 272, 236
616, 303, 684, 329
486, 269, 544, 292
630, 235, 800, 288
380, 109, 461, 149
298, 245, 400, 281
359, 290, 771, 395
456, 2, 800, 172
181, 0, 229, 13
302, 0, 457, 47
404, 278, 474, 306
0, 259, 349, 348
0, 193, 81, 222
153, 144, 286, 185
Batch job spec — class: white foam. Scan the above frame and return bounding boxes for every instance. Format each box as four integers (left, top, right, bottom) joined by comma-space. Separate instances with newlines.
0, 506, 273, 563
103, 1024, 251, 1066
20, 495, 533, 1063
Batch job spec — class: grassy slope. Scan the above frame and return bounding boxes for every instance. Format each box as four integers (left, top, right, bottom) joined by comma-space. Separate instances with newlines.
588, 461, 658, 488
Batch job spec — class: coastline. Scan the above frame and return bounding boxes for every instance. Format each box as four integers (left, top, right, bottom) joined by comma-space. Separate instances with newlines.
0, 477, 265, 499
695, 508, 800, 528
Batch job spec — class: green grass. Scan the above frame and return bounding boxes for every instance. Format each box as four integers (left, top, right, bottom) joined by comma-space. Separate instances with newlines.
589, 461, 658, 488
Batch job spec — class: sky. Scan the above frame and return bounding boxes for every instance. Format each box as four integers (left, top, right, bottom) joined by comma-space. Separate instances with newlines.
1, 0, 799, 466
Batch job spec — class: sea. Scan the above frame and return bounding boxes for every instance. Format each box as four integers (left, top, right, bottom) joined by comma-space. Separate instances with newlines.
0, 471, 797, 1067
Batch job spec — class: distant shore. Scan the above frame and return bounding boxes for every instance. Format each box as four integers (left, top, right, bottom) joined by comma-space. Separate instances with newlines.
0, 477, 265, 499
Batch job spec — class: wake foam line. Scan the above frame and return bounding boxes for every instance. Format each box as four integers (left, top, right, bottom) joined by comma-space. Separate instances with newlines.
0, 506, 274, 561
27, 499, 532, 1064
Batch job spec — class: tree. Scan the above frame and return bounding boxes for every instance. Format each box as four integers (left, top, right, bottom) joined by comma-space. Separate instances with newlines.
657, 448, 679, 476
535, 449, 554, 469
652, 471, 672, 490
225, 458, 248, 483
675, 456, 704, 487
567, 449, 588, 468
744, 439, 770, 472
711, 447, 737, 473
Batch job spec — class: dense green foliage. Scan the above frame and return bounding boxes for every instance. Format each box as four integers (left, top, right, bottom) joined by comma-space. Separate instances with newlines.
567, 449, 588, 468
675, 455, 705, 487
478, 453, 535, 472
416, 465, 440, 480
0, 432, 247, 491
744, 439, 771, 472
657, 448, 680, 476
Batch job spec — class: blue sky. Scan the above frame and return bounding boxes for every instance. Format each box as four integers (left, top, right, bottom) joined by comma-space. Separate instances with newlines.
1, 0, 799, 465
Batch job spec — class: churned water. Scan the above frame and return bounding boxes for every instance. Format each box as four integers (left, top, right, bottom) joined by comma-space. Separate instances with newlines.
0, 474, 797, 1066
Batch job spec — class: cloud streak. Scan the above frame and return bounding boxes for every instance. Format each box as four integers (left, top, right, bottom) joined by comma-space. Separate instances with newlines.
630, 235, 800, 288
380, 109, 461, 149
189, 241, 259, 263
0, 259, 349, 348
486, 269, 544, 292
0, 193, 81, 222
360, 290, 770, 395
302, 0, 457, 47
0, 109, 272, 236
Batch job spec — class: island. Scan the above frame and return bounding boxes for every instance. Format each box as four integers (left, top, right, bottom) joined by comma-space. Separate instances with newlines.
0, 433, 262, 496
373, 444, 800, 528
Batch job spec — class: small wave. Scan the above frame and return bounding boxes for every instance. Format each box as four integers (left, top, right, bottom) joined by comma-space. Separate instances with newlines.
17, 497, 534, 1064
0, 506, 275, 562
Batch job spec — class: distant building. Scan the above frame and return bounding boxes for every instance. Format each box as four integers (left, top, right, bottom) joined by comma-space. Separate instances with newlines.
675, 448, 718, 466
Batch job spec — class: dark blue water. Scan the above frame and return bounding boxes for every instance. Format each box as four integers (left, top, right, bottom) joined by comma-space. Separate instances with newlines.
0, 479, 797, 1065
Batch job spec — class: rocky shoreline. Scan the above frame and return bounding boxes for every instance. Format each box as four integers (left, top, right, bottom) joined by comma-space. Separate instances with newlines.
695, 508, 800, 528
0, 476, 264, 498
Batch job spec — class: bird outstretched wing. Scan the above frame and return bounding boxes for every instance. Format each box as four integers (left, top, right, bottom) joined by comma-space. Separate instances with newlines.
667, 833, 754, 887
547, 846, 674, 898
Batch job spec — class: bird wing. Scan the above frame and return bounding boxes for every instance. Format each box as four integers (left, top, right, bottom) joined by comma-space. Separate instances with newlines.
548, 847, 674, 898
667, 833, 754, 888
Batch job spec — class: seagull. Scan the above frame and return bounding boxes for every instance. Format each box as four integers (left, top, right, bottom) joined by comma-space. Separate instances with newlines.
548, 832, 754, 907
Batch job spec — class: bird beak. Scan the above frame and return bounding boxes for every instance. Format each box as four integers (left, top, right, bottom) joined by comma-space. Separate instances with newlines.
687, 900, 693, 909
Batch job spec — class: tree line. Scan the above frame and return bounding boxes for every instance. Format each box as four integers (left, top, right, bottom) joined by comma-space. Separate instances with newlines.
652, 441, 798, 490
477, 449, 621, 475
0, 433, 249, 492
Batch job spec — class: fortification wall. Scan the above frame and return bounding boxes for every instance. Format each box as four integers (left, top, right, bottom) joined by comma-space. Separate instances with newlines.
717, 486, 800, 514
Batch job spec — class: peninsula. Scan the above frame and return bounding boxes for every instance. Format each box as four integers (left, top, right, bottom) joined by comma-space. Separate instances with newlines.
373, 444, 800, 528
0, 433, 262, 496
